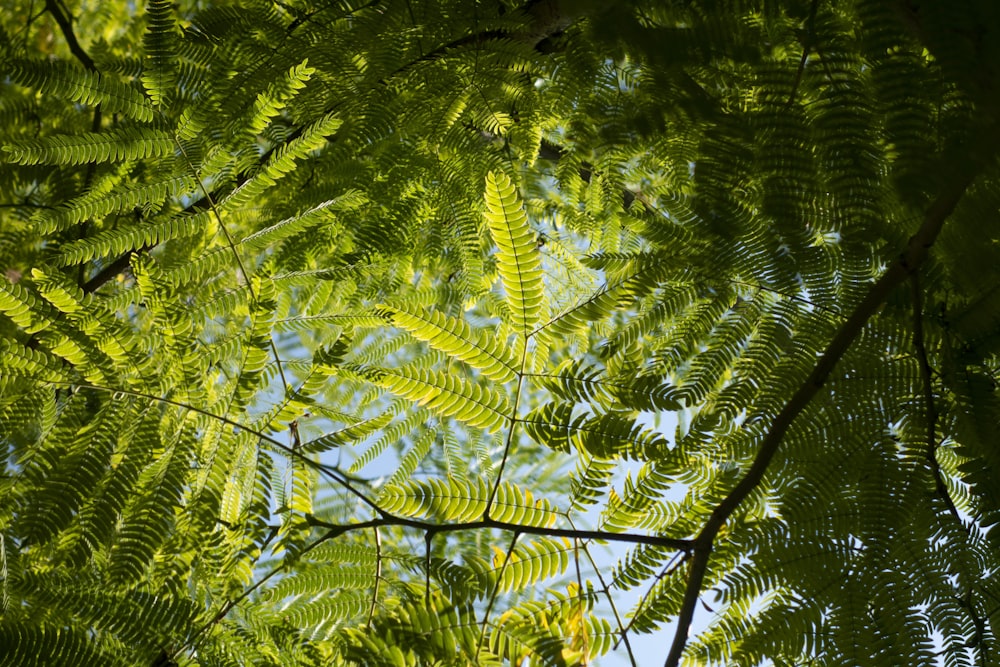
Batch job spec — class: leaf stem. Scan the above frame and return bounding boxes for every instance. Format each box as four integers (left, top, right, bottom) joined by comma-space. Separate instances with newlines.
475, 532, 520, 661
486, 339, 529, 517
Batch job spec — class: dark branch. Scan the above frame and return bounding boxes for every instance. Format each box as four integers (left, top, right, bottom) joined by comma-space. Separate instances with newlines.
43, 0, 104, 289
663, 152, 984, 667
82, 249, 144, 293
50, 380, 692, 554
306, 514, 692, 552
911, 274, 962, 524
44, 0, 96, 71
785, 0, 819, 109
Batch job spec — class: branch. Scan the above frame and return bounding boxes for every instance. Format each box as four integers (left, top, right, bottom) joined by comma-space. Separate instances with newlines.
81, 245, 143, 293
663, 159, 982, 667
43, 0, 105, 289
172, 139, 291, 399
306, 514, 692, 551
44, 0, 96, 71
785, 0, 819, 109
366, 526, 381, 628
911, 273, 963, 524
45, 381, 693, 549
485, 342, 529, 517
181, 525, 283, 659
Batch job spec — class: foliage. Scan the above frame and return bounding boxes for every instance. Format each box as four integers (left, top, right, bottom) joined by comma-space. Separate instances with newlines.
3, 1, 1000, 666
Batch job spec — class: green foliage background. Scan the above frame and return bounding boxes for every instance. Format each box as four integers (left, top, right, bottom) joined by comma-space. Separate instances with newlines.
3, 1, 1000, 665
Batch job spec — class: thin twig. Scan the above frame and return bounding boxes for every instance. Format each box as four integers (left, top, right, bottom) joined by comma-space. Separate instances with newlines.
566, 516, 638, 667
475, 532, 520, 661
180, 529, 285, 659
424, 530, 433, 603
172, 139, 291, 401
911, 283, 987, 664
43, 381, 381, 511
367, 526, 381, 628
485, 339, 529, 517
573, 538, 590, 662
620, 551, 688, 643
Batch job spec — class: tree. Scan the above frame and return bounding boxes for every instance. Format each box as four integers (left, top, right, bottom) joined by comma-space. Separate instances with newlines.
3, 0, 1000, 664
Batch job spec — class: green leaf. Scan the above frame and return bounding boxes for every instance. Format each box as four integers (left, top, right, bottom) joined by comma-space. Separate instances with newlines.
379, 479, 559, 527
483, 171, 545, 335
373, 366, 511, 434
219, 112, 342, 211
142, 0, 179, 107
378, 303, 518, 382
7, 59, 155, 122
56, 213, 213, 266
241, 192, 366, 250
0, 279, 57, 333
2, 129, 174, 165
488, 537, 572, 593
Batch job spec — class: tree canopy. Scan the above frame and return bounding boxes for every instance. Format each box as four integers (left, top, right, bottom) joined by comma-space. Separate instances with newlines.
3, 0, 1000, 665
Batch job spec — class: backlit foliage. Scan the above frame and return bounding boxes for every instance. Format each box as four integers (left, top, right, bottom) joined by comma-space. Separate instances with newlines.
3, 1, 1000, 666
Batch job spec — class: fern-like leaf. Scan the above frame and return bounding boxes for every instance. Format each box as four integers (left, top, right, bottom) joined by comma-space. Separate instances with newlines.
220, 113, 342, 211
379, 478, 559, 527
0, 278, 57, 333
370, 366, 512, 433
55, 213, 213, 266
484, 171, 545, 336
378, 303, 518, 382
488, 537, 573, 593
7, 59, 154, 122
241, 192, 366, 251
142, 0, 179, 107
0, 624, 130, 667
2, 129, 174, 165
